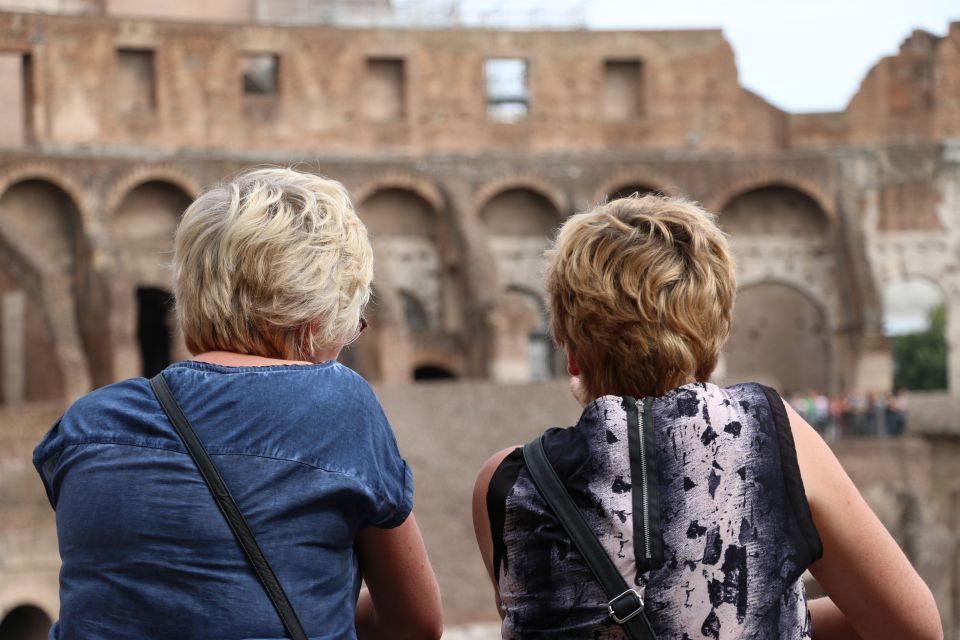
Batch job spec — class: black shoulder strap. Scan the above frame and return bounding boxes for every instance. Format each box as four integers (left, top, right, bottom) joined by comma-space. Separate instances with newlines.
150, 373, 308, 640
522, 436, 658, 640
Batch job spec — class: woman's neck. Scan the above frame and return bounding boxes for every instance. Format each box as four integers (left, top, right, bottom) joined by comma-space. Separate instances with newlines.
191, 351, 315, 367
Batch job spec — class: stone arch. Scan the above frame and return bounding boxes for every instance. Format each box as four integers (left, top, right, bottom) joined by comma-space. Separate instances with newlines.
594, 171, 675, 204
478, 185, 560, 297
0, 235, 63, 403
359, 187, 443, 331
352, 174, 445, 215
724, 280, 832, 394
0, 603, 52, 640
108, 180, 192, 285
709, 175, 836, 224
103, 166, 200, 217
0, 177, 92, 399
718, 185, 832, 236
0, 164, 90, 231
106, 180, 193, 379
474, 176, 567, 219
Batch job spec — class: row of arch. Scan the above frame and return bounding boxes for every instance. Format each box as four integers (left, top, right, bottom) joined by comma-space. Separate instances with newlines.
0, 164, 920, 403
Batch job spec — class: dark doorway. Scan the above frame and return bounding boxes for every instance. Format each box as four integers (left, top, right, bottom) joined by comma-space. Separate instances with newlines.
137, 287, 174, 378
0, 604, 51, 640
413, 365, 456, 381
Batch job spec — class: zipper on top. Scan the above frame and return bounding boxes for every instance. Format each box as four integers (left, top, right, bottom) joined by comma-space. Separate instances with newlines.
637, 399, 652, 561
625, 396, 664, 571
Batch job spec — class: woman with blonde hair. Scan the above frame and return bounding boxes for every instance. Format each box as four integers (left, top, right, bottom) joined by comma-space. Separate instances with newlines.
473, 195, 941, 639
35, 168, 442, 639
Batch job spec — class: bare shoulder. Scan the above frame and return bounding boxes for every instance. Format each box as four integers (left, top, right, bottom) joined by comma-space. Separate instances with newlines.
473, 447, 520, 511
781, 397, 943, 640
472, 446, 519, 585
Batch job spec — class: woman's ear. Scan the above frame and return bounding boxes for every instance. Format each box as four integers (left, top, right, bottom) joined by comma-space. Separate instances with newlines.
566, 348, 580, 376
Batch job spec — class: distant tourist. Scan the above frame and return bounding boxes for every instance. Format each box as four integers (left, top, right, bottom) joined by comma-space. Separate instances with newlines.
472, 195, 941, 639
33, 168, 442, 639
787, 389, 908, 439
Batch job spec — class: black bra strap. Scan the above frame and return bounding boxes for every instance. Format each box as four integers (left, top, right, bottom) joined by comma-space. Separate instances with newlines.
522, 436, 658, 640
150, 373, 308, 640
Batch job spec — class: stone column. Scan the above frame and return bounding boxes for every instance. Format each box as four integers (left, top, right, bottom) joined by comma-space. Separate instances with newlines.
42, 276, 90, 401
852, 330, 893, 393
486, 292, 539, 383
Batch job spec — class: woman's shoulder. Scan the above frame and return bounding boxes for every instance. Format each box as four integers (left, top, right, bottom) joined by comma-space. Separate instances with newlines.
33, 376, 160, 466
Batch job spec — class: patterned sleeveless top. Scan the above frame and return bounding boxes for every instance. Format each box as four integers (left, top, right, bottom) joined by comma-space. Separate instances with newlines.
487, 382, 822, 639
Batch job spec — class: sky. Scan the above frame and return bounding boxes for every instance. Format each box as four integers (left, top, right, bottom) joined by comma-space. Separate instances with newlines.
455, 0, 959, 113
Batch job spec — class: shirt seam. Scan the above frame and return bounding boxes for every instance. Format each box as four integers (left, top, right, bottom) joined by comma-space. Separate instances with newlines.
37, 439, 392, 500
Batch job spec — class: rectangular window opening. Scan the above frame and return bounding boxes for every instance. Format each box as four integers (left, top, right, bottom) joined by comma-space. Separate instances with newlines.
242, 53, 279, 96
116, 48, 157, 116
241, 53, 279, 120
603, 59, 645, 121
485, 58, 529, 123
364, 58, 406, 122
22, 54, 34, 145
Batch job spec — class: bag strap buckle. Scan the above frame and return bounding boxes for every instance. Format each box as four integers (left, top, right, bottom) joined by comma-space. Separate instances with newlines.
608, 589, 644, 624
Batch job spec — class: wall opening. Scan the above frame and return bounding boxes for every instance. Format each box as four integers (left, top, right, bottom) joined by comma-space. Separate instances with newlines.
360, 187, 444, 334
241, 53, 279, 120
485, 58, 529, 123
364, 58, 405, 122
0, 179, 82, 397
603, 59, 645, 121
116, 48, 157, 116
137, 287, 174, 378
414, 365, 457, 381
883, 278, 947, 391
22, 54, 34, 145
720, 186, 830, 236
0, 604, 51, 640
724, 282, 830, 394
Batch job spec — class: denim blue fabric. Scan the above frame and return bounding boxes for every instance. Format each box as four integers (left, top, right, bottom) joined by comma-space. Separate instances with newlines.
33, 360, 413, 640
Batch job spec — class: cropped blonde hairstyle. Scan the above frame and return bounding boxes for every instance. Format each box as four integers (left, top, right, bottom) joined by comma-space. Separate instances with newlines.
545, 194, 735, 400
174, 167, 373, 361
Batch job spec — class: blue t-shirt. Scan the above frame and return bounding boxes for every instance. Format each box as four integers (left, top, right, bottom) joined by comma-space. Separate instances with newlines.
33, 360, 413, 640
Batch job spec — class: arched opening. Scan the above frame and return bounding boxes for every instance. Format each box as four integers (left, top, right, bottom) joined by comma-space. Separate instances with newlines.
112, 181, 191, 283
0, 236, 63, 404
720, 185, 830, 237
0, 178, 82, 400
359, 188, 443, 333
606, 184, 659, 202
883, 278, 946, 391
0, 604, 52, 640
724, 282, 830, 394
479, 187, 560, 295
479, 188, 559, 238
413, 364, 457, 381
110, 181, 192, 379
137, 287, 174, 378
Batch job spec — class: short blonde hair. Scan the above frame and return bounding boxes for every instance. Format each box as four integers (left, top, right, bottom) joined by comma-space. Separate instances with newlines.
545, 195, 735, 400
174, 167, 372, 361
